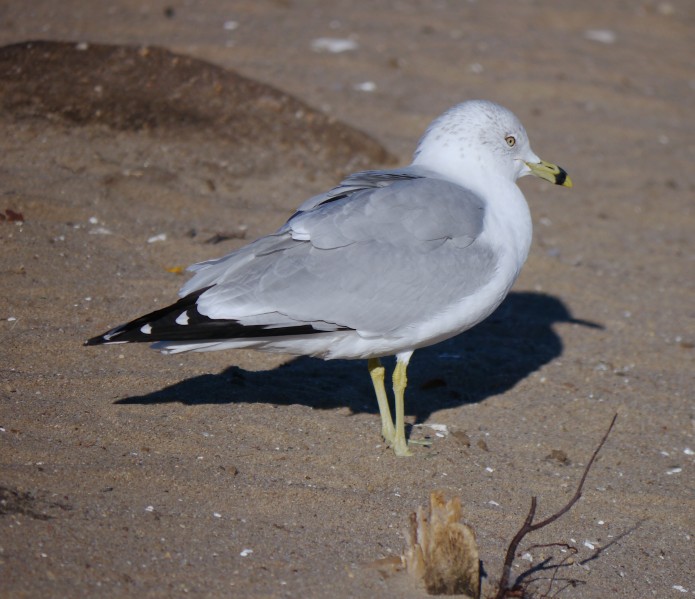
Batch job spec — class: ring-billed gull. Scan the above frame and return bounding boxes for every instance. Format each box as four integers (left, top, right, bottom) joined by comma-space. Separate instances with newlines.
87, 100, 571, 456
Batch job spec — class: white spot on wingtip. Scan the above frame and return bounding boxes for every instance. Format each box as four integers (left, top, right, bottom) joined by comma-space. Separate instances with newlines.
140, 324, 153, 334
175, 311, 190, 325
103, 330, 125, 342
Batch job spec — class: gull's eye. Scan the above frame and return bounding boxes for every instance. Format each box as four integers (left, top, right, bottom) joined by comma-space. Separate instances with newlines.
505, 135, 516, 147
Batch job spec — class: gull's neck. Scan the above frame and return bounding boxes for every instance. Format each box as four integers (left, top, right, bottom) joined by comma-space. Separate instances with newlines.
412, 147, 515, 208
412, 151, 533, 270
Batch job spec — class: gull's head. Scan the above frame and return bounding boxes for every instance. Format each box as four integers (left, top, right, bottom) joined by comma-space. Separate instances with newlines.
412, 100, 571, 188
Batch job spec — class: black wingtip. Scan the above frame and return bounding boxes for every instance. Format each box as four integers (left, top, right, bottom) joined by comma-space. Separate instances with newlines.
84, 284, 352, 349
84, 287, 215, 347
84, 328, 129, 346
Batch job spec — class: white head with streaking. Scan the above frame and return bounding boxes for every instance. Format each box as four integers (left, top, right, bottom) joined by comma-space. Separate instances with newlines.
87, 99, 572, 457
412, 99, 570, 193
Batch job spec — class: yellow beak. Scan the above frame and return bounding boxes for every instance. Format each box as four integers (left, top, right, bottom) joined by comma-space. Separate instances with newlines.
525, 159, 573, 188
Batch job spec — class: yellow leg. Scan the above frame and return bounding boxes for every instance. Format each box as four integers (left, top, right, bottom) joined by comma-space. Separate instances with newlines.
391, 352, 414, 457
368, 357, 396, 444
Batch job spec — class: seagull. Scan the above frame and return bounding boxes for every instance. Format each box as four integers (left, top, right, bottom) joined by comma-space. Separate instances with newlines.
86, 100, 571, 456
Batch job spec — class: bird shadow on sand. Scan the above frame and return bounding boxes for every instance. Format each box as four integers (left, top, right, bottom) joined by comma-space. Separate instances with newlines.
115, 291, 601, 424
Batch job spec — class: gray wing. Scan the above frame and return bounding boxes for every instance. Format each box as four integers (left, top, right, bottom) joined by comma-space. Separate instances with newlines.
294, 165, 443, 213
182, 176, 496, 335
180, 167, 435, 294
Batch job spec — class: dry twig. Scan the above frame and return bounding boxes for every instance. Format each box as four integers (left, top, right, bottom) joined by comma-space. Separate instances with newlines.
494, 413, 618, 598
